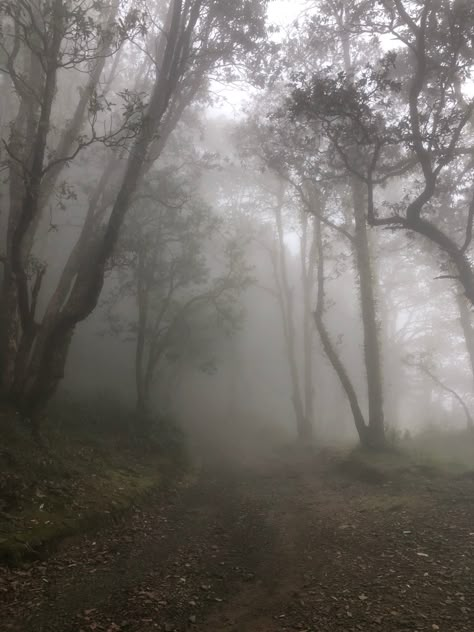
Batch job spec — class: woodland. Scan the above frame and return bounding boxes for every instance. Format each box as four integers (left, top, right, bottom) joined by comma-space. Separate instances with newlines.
1, 2, 474, 630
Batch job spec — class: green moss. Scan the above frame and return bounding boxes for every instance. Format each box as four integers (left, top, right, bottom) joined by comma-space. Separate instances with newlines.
0, 472, 162, 564
0, 441, 167, 565
0, 400, 188, 565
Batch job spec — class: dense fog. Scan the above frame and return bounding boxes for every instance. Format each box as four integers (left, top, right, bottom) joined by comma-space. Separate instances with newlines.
4, 5, 474, 629
2, 0, 474, 456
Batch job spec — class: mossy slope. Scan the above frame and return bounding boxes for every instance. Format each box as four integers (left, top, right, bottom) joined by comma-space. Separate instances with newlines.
0, 407, 171, 564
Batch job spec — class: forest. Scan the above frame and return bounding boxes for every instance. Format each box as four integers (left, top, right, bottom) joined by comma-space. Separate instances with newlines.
1, 1, 474, 631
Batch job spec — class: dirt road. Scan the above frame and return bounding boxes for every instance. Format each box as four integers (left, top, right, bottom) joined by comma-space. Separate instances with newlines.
1, 450, 474, 632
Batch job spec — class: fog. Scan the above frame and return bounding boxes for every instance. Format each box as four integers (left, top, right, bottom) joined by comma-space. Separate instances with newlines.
2, 0, 474, 461
4, 3, 474, 630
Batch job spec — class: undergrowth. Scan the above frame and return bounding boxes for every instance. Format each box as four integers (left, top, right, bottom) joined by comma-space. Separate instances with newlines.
0, 395, 186, 565
338, 425, 474, 486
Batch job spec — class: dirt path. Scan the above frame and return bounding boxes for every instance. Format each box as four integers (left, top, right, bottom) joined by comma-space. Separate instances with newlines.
1, 450, 474, 632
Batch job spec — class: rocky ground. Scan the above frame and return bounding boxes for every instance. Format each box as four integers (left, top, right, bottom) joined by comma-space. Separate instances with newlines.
1, 448, 474, 632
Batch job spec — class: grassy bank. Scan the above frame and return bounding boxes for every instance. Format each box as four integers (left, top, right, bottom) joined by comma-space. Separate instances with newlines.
0, 403, 182, 565
337, 426, 474, 486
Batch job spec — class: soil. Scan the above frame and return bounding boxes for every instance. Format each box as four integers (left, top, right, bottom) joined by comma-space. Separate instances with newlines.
1, 448, 474, 632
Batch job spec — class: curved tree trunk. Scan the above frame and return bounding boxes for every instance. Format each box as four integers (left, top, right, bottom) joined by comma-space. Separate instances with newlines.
314, 216, 369, 446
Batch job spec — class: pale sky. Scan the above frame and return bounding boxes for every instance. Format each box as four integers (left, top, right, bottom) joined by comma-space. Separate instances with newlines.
267, 0, 308, 26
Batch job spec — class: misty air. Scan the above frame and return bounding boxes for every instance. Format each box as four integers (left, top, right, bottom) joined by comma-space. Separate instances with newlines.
1, 1, 474, 631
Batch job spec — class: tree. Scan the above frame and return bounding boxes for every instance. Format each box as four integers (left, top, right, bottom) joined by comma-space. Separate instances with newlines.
0, 0, 268, 431
456, 288, 474, 393
404, 352, 474, 430
313, 213, 370, 444
287, 0, 474, 306
242, 80, 386, 445
264, 181, 316, 441
0, 0, 143, 404
105, 158, 250, 428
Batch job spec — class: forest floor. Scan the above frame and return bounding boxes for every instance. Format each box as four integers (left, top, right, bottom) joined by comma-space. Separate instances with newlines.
0, 405, 177, 564
1, 445, 474, 632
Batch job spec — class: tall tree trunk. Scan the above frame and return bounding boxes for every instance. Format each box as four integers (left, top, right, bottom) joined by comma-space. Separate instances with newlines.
352, 181, 385, 447
313, 216, 369, 445
456, 289, 474, 393
378, 285, 401, 431
272, 186, 312, 441
337, 7, 385, 447
135, 243, 152, 432
1, 0, 63, 397
300, 212, 317, 433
